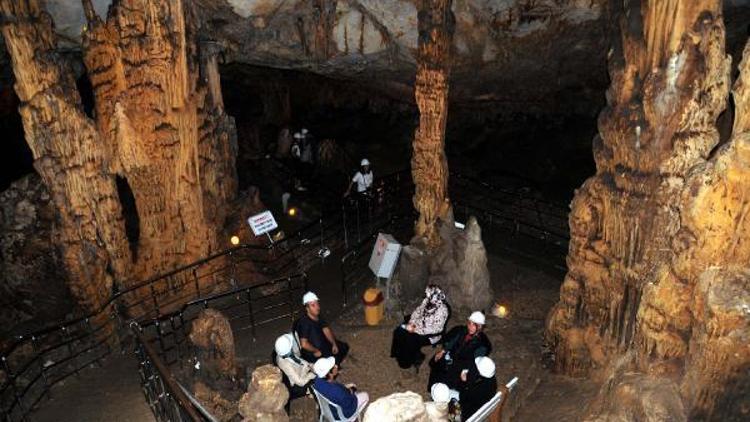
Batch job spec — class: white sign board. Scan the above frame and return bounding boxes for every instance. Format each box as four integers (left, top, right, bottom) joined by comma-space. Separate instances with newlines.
368, 233, 402, 278
247, 211, 278, 236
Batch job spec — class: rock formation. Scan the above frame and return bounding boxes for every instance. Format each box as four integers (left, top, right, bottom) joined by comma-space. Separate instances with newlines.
0, 0, 238, 318
391, 216, 493, 315
363, 391, 429, 422
237, 364, 289, 422
0, 174, 74, 335
411, 0, 454, 248
190, 308, 237, 378
545, 0, 750, 419
193, 381, 239, 422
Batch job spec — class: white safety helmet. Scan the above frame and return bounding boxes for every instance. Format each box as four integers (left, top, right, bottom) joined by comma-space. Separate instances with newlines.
303, 291, 320, 305
293, 132, 302, 139
431, 383, 450, 403
313, 356, 336, 378
274, 334, 294, 356
475, 356, 496, 378
468, 311, 486, 326
360, 158, 370, 167
301, 128, 309, 135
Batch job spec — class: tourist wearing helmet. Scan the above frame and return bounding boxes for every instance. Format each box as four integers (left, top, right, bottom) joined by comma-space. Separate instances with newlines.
274, 333, 315, 410
458, 356, 498, 419
295, 291, 350, 364
344, 158, 373, 198
428, 311, 492, 390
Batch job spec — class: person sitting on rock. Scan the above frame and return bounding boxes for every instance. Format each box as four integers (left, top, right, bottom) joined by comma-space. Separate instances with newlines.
428, 311, 491, 390
458, 356, 498, 419
295, 291, 349, 364
312, 357, 369, 419
274, 333, 315, 411
391, 285, 450, 370
425, 382, 453, 421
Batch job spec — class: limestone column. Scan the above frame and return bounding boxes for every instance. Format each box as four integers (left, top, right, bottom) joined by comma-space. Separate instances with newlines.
411, 0, 454, 248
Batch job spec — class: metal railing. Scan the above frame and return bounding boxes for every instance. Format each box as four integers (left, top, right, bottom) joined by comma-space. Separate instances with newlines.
1, 167, 571, 421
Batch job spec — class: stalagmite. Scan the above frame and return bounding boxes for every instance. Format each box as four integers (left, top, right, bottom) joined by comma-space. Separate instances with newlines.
0, 0, 238, 317
546, 0, 750, 418
411, 0, 454, 248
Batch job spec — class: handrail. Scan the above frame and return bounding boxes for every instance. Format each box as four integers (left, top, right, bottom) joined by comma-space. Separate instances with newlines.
131, 323, 204, 422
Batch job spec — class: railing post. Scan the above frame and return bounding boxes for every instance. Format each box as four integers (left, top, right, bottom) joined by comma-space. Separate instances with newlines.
287, 277, 295, 327
342, 203, 349, 250
61, 326, 80, 377
150, 283, 160, 317
192, 268, 201, 299
229, 250, 237, 288
2, 355, 28, 421
245, 289, 257, 342
31, 336, 51, 402
355, 199, 361, 243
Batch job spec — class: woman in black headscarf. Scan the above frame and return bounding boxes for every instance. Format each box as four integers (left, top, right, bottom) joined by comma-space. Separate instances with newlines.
390, 285, 450, 370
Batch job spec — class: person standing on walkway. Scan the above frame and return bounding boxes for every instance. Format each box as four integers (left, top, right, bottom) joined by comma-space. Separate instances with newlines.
295, 291, 350, 364
344, 158, 373, 198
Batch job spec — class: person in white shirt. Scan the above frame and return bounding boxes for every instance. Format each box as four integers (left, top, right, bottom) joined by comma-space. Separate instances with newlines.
274, 333, 315, 411
344, 158, 373, 198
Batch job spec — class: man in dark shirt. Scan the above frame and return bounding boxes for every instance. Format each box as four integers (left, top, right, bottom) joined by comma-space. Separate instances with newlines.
459, 356, 498, 419
428, 311, 492, 389
296, 291, 350, 363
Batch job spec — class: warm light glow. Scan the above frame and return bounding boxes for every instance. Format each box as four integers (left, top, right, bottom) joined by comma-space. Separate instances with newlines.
230, 235, 240, 245
288, 207, 297, 217
492, 303, 509, 318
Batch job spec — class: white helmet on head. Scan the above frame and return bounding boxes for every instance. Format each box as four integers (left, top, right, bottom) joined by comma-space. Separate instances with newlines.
468, 311, 486, 325
302, 291, 319, 305
431, 383, 450, 403
293, 132, 302, 139
475, 356, 496, 378
360, 158, 370, 166
274, 334, 294, 356
313, 356, 336, 378
301, 128, 309, 135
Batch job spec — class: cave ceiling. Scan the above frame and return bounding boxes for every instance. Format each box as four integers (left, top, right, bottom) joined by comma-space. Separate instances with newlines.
1, 0, 750, 115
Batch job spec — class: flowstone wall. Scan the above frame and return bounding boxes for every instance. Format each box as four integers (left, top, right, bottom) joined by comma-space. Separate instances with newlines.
545, 1, 750, 420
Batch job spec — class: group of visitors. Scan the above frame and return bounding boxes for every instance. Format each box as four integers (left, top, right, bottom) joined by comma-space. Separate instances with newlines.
271, 286, 498, 421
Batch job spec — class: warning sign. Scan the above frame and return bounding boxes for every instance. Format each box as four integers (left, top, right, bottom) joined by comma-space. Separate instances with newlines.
247, 211, 278, 236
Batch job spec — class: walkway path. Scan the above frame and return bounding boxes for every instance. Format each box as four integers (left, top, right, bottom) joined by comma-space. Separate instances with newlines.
30, 353, 153, 422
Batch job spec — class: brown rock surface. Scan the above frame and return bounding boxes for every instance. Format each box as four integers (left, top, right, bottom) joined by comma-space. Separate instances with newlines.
238, 364, 289, 422
190, 308, 237, 378
546, 0, 750, 419
0, 173, 74, 335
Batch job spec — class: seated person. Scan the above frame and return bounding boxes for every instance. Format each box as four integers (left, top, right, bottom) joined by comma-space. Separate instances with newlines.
458, 356, 498, 419
428, 311, 491, 390
425, 383, 451, 421
296, 291, 349, 363
274, 333, 315, 409
313, 357, 369, 419
391, 285, 450, 369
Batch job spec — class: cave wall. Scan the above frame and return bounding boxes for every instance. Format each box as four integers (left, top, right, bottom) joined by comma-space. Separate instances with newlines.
545, 1, 750, 419
0, 0, 238, 319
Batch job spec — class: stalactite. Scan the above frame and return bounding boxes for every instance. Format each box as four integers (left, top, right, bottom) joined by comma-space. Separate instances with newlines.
411, 0, 454, 248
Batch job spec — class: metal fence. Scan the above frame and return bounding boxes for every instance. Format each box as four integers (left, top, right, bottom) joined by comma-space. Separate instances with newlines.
1, 168, 570, 421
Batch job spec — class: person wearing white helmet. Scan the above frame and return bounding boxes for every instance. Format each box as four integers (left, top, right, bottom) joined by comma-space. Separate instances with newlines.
458, 356, 498, 419
424, 382, 454, 421
344, 158, 374, 198
428, 311, 492, 390
312, 357, 369, 419
295, 291, 349, 364
274, 333, 315, 411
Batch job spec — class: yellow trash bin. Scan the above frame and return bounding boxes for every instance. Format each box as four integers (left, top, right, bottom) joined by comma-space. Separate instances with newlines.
362, 288, 384, 326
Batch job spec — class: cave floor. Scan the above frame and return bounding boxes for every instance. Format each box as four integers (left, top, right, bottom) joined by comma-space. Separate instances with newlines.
29, 230, 597, 422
